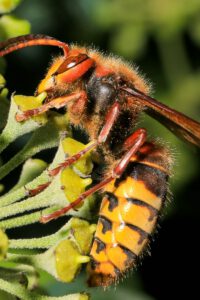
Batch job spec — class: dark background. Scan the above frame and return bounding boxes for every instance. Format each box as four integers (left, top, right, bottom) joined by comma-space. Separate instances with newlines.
1, 0, 200, 299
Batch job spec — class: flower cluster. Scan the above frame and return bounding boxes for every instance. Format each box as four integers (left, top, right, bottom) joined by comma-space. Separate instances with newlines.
0, 75, 96, 299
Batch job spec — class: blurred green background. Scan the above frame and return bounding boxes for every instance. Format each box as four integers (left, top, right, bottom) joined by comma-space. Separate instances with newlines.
1, 0, 200, 299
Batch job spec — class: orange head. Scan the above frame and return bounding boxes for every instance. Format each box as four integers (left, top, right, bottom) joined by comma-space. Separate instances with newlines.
37, 49, 95, 94
0, 34, 95, 96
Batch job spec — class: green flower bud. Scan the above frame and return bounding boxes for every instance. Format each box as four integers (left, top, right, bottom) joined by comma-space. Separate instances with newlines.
0, 74, 6, 89
70, 218, 96, 254
54, 218, 95, 282
45, 218, 95, 282
0, 229, 9, 260
61, 168, 92, 204
6, 219, 95, 284
55, 239, 90, 283
14, 92, 47, 124
62, 138, 93, 175
0, 0, 21, 13
0, 15, 30, 40
60, 138, 94, 209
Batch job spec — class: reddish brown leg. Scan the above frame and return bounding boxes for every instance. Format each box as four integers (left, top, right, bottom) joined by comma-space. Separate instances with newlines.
49, 142, 97, 176
26, 182, 51, 197
28, 102, 120, 196
15, 91, 87, 122
40, 128, 146, 223
49, 102, 120, 176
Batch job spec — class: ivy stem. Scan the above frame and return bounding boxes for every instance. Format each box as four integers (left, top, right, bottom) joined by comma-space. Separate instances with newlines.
0, 99, 42, 154
0, 278, 87, 300
0, 277, 33, 300
0, 175, 66, 220
0, 120, 60, 181
0, 207, 57, 229
9, 223, 71, 249
0, 172, 49, 207
0, 133, 13, 154
0, 135, 66, 207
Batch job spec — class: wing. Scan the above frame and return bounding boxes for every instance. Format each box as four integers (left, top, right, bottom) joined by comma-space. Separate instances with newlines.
121, 86, 200, 147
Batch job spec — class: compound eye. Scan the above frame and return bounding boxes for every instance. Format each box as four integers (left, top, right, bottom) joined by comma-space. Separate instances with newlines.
55, 53, 89, 74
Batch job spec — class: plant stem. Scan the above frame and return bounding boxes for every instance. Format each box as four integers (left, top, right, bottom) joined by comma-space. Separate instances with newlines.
0, 278, 88, 300
0, 208, 56, 229
0, 120, 60, 181
0, 176, 66, 220
9, 223, 71, 249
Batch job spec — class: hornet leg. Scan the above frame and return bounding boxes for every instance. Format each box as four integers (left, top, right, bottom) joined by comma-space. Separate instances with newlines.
28, 102, 120, 195
40, 128, 146, 223
15, 91, 87, 122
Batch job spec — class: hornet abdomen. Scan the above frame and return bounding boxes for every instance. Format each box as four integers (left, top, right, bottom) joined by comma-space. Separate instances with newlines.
88, 142, 171, 287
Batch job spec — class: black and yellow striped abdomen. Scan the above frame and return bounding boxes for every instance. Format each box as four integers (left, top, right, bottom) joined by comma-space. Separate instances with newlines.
88, 142, 171, 287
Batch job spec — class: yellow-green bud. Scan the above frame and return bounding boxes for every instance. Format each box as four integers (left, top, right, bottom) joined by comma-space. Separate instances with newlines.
70, 218, 96, 254
0, 229, 9, 260
62, 138, 93, 175
55, 239, 89, 283
53, 218, 95, 282
0, 0, 21, 13
61, 168, 92, 204
0, 74, 6, 88
14, 92, 47, 124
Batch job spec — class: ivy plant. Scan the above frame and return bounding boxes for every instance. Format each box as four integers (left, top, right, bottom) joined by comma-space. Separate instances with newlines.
0, 76, 96, 299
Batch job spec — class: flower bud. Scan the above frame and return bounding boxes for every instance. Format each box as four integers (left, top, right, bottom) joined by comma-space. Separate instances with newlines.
14, 92, 47, 124
0, 0, 21, 13
61, 168, 92, 205
29, 218, 95, 283
70, 218, 96, 254
55, 239, 89, 283
62, 137, 93, 175
60, 138, 93, 208
0, 74, 6, 89
54, 218, 95, 282
0, 229, 9, 260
